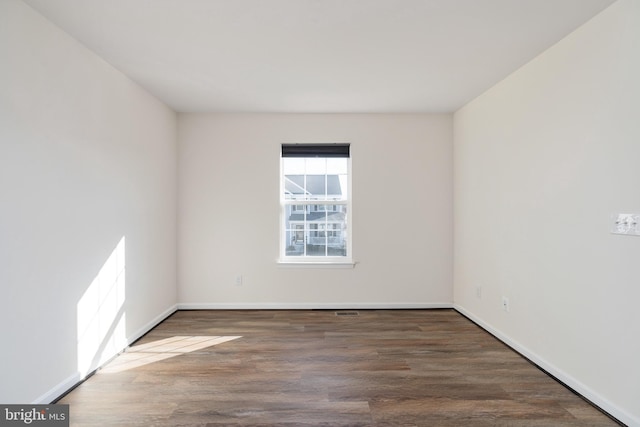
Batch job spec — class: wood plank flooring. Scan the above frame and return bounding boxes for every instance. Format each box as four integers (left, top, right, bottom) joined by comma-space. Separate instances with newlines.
59, 309, 621, 426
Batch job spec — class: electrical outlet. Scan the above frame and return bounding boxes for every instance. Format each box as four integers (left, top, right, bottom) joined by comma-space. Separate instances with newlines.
611, 213, 640, 236
476, 286, 482, 299
502, 296, 510, 312
235, 275, 243, 286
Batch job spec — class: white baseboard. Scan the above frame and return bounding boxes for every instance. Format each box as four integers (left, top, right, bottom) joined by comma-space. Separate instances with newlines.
454, 304, 637, 427
128, 304, 178, 344
177, 302, 453, 310
33, 372, 81, 405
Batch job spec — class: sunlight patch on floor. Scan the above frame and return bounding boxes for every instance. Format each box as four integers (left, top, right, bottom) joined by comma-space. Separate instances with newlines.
99, 335, 242, 374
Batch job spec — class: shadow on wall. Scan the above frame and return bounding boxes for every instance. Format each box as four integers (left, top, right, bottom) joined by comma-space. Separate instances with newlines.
76, 236, 127, 379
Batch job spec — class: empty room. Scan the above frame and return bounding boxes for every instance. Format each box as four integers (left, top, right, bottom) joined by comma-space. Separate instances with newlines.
1, 0, 638, 425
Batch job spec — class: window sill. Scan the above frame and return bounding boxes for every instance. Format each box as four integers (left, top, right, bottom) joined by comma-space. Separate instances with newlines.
277, 259, 356, 269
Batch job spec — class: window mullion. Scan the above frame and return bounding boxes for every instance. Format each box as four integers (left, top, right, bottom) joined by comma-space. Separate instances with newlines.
303, 209, 307, 257
324, 210, 328, 256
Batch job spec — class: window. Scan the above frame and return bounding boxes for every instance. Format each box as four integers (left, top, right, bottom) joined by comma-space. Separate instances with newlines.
280, 143, 351, 264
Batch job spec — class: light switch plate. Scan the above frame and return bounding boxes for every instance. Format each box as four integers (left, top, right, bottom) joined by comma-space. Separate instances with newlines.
611, 213, 640, 236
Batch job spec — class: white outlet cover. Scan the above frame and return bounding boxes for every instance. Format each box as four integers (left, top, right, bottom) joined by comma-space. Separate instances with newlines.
611, 213, 640, 236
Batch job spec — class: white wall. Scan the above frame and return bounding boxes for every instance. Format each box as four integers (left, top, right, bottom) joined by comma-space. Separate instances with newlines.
453, 0, 640, 424
0, 0, 177, 403
178, 113, 452, 308
6, 0, 635, 421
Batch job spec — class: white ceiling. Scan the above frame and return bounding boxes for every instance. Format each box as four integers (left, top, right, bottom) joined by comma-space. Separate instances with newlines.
24, 0, 615, 113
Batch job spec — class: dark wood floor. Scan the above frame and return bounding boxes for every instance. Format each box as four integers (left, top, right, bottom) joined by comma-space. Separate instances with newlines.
60, 309, 620, 426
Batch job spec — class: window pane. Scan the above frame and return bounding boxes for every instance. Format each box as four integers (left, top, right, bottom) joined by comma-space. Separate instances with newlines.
285, 222, 305, 256
306, 175, 325, 198
282, 157, 306, 174
283, 157, 347, 201
284, 174, 305, 200
283, 203, 347, 257
326, 158, 348, 174
328, 205, 347, 256
305, 158, 327, 174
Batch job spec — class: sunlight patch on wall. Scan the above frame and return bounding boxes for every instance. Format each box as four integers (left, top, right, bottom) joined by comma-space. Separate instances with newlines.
99, 336, 242, 374
77, 236, 127, 378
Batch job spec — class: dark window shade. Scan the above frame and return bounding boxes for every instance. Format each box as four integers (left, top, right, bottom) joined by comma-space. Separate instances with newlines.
282, 143, 350, 158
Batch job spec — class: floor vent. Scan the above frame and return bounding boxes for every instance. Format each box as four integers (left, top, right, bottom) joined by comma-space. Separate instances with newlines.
335, 311, 359, 316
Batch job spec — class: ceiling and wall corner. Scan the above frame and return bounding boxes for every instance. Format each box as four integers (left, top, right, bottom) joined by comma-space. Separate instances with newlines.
22, 0, 615, 113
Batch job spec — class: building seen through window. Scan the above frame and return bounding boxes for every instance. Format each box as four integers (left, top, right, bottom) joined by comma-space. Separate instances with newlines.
281, 144, 350, 260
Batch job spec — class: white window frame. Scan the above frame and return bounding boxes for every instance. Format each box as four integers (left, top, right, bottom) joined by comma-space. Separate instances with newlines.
278, 147, 353, 267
